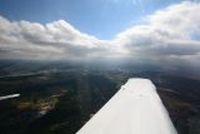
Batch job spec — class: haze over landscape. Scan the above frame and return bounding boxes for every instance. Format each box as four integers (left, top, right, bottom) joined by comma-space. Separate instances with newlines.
0, 0, 200, 134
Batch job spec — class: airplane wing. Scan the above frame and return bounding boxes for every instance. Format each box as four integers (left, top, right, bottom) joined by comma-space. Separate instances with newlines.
0, 94, 20, 101
76, 78, 177, 134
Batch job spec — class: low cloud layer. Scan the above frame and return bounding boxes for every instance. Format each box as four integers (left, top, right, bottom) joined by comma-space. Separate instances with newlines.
0, 1, 200, 68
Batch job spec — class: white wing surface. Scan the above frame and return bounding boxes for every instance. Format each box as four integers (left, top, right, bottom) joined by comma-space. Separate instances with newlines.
77, 78, 177, 134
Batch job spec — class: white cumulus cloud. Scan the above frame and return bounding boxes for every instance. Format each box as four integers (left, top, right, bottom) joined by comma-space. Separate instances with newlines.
0, 1, 200, 67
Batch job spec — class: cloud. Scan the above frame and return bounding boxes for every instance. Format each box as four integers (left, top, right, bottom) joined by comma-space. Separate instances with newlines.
113, 1, 200, 63
0, 16, 114, 60
0, 1, 200, 68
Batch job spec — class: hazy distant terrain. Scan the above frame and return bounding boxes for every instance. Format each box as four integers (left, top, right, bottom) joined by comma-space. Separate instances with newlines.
0, 60, 199, 134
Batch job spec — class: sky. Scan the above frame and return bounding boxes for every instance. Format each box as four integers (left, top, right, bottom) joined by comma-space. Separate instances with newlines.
0, 0, 200, 73
0, 0, 188, 39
